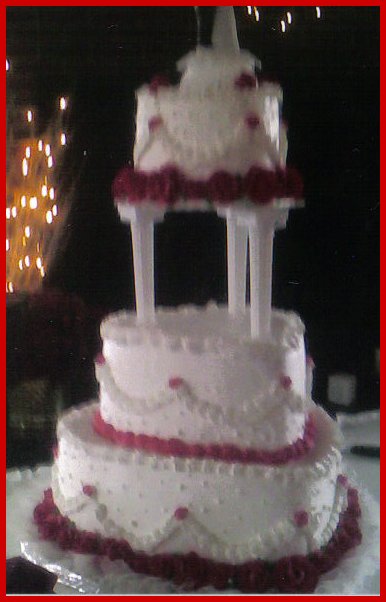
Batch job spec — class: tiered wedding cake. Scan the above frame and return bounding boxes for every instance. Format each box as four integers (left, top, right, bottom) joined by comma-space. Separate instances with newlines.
34, 8, 362, 593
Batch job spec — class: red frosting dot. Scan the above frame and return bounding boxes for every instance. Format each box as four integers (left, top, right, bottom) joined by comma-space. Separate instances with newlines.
82, 485, 96, 497
245, 113, 260, 129
337, 474, 348, 488
95, 353, 106, 365
149, 74, 170, 94
294, 510, 309, 527
52, 445, 58, 459
280, 375, 293, 390
168, 376, 184, 390
306, 355, 315, 368
148, 116, 163, 132
174, 507, 189, 520
235, 72, 257, 89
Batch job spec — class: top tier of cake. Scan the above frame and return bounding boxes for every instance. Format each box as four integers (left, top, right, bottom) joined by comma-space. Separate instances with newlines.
113, 7, 302, 209
134, 46, 286, 180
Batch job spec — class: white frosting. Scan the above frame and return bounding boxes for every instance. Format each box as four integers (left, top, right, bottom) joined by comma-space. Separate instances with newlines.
101, 304, 305, 397
98, 305, 307, 448
98, 362, 307, 449
134, 46, 285, 178
99, 305, 307, 448
51, 13, 338, 573
53, 401, 344, 563
177, 47, 257, 91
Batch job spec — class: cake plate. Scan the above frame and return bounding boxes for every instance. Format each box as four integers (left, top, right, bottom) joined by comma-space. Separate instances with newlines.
7, 464, 379, 595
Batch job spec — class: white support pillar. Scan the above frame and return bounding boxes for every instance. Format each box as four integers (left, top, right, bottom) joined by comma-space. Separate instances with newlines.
248, 224, 260, 340
117, 204, 165, 324
226, 214, 248, 315
248, 208, 277, 341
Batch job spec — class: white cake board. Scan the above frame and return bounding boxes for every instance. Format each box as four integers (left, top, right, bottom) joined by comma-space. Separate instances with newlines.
7, 464, 379, 595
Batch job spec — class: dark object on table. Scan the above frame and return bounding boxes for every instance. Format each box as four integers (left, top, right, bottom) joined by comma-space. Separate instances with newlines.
350, 445, 380, 459
6, 557, 57, 594
6, 289, 106, 469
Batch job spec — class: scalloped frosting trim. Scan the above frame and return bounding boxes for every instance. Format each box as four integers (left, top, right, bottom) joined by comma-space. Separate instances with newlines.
96, 360, 306, 432
51, 464, 348, 564
136, 113, 249, 169
135, 108, 282, 172
134, 67, 284, 168
100, 304, 305, 352
33, 482, 362, 593
57, 402, 342, 481
93, 409, 316, 466
113, 164, 303, 208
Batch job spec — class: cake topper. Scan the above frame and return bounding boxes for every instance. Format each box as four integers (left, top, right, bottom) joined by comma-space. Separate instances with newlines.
211, 6, 240, 53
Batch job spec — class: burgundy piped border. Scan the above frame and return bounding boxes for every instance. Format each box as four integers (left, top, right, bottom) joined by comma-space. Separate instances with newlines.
33, 485, 361, 593
92, 411, 316, 466
112, 165, 303, 207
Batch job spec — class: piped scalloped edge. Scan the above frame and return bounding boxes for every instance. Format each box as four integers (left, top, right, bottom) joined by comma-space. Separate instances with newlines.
50, 464, 348, 563
100, 304, 305, 353
57, 402, 342, 481
92, 409, 316, 466
96, 360, 307, 446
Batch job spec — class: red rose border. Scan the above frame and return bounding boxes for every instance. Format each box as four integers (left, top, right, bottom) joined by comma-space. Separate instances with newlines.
33, 486, 361, 593
92, 411, 316, 466
112, 165, 303, 207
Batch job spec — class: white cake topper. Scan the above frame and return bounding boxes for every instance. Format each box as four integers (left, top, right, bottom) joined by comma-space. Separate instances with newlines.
211, 6, 240, 53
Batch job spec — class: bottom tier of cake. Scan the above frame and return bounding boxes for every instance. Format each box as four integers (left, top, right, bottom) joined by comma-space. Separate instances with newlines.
33, 485, 362, 593
52, 402, 348, 561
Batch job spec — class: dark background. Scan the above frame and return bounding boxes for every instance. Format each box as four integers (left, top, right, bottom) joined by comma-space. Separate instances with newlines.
6, 6, 379, 417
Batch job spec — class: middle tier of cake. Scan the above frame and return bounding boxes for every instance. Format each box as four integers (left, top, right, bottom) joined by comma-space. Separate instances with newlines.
98, 304, 309, 450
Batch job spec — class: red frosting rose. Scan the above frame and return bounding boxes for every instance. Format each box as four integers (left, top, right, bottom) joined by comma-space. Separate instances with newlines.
112, 167, 148, 203
309, 548, 341, 575
129, 552, 150, 574
236, 560, 272, 593
183, 552, 209, 589
181, 178, 207, 200
273, 556, 319, 593
77, 531, 103, 555
339, 515, 362, 545
235, 72, 257, 89
206, 561, 234, 590
208, 172, 241, 204
331, 525, 357, 553
171, 556, 188, 586
102, 537, 132, 562
244, 167, 278, 203
147, 166, 180, 205
148, 554, 175, 581
57, 526, 76, 550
